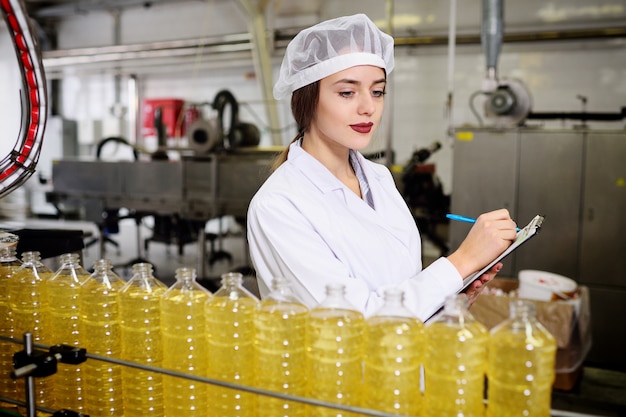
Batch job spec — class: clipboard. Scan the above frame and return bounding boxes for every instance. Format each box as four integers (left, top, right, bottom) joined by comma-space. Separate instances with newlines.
425, 214, 545, 323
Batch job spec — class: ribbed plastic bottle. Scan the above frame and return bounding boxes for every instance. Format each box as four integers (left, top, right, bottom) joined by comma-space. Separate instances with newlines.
161, 267, 212, 417
364, 288, 425, 416
205, 272, 259, 417
9, 251, 56, 413
306, 283, 365, 417
424, 294, 488, 417
79, 259, 126, 417
253, 277, 309, 417
46, 252, 91, 412
118, 262, 167, 417
0, 246, 21, 406
486, 299, 557, 417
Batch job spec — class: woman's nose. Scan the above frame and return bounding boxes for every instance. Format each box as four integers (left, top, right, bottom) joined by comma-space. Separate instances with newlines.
357, 93, 376, 115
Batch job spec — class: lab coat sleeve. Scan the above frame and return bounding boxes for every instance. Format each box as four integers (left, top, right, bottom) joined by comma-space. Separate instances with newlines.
247, 189, 463, 321
385, 257, 463, 321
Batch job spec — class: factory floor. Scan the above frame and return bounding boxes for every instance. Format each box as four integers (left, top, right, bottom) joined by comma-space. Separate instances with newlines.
8, 215, 626, 417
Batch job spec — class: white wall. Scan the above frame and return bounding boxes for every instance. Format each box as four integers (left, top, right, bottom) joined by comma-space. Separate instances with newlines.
1, 0, 625, 193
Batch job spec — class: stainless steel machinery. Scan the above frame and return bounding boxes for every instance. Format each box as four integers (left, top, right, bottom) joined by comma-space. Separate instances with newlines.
449, 127, 626, 370
49, 148, 277, 276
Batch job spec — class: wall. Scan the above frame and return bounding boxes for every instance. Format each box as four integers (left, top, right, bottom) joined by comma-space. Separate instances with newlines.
1, 0, 625, 193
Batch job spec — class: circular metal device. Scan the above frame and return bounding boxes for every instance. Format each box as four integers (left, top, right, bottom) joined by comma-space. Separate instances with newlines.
484, 78, 532, 127
187, 118, 221, 154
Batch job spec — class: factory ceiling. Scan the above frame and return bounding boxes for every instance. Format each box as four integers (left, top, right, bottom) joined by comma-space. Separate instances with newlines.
21, 0, 626, 29
13, 0, 626, 76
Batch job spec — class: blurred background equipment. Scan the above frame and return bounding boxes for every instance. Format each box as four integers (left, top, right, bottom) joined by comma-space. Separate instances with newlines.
47, 90, 272, 278
449, 0, 626, 372
401, 141, 450, 257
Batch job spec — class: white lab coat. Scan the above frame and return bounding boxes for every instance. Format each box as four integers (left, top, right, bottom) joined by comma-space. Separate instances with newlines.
247, 141, 462, 321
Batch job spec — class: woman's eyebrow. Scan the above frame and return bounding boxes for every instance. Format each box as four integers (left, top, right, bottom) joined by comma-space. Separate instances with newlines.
333, 78, 387, 86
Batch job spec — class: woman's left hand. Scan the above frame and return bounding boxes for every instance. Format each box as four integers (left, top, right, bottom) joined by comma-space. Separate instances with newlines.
463, 262, 502, 305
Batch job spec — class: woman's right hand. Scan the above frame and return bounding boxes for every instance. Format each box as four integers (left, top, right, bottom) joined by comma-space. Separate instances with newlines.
446, 208, 518, 278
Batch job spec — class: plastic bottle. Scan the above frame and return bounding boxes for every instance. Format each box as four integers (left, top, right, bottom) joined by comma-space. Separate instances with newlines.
486, 299, 557, 417
0, 246, 21, 406
205, 272, 259, 417
161, 267, 212, 417
46, 252, 91, 412
79, 259, 126, 417
8, 251, 56, 414
118, 262, 167, 417
306, 283, 365, 417
363, 288, 425, 416
253, 277, 308, 417
424, 294, 488, 417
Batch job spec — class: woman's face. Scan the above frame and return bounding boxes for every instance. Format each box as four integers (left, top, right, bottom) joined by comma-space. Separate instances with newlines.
311, 65, 386, 152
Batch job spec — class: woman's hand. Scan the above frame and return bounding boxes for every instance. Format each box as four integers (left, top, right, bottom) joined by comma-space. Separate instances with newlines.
463, 262, 502, 305
447, 208, 517, 279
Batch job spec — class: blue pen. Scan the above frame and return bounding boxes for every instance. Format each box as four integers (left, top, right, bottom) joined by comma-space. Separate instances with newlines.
446, 213, 521, 232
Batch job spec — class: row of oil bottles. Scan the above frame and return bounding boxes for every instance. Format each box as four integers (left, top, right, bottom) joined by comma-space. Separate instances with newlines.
0, 245, 558, 417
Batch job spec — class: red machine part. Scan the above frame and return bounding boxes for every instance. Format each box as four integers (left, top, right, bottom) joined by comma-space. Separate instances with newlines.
0, 0, 48, 197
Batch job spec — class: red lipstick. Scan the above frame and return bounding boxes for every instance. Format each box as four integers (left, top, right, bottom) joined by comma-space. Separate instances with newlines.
350, 122, 373, 134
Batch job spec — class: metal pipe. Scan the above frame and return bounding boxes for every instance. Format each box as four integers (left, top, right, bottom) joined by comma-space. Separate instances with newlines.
481, 0, 504, 85
526, 108, 626, 121
23, 333, 36, 417
237, 0, 282, 146
41, 27, 626, 71
384, 0, 394, 168
446, 0, 457, 140
128, 74, 139, 144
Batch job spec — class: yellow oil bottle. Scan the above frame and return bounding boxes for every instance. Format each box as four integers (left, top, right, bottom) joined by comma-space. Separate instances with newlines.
205, 272, 259, 417
79, 259, 126, 417
45, 252, 91, 412
424, 294, 488, 417
305, 283, 365, 417
253, 277, 308, 417
0, 246, 21, 407
9, 251, 56, 414
118, 263, 167, 417
364, 288, 425, 415
487, 299, 557, 417
161, 267, 211, 417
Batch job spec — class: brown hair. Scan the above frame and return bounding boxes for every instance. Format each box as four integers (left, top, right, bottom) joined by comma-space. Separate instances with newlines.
271, 81, 320, 171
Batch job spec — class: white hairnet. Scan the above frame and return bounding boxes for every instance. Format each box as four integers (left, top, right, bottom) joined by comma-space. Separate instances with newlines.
273, 13, 395, 100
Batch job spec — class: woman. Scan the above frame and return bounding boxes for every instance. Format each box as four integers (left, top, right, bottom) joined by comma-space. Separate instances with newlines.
247, 14, 517, 321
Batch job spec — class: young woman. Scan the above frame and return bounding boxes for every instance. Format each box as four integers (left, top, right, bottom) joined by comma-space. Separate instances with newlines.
247, 13, 517, 320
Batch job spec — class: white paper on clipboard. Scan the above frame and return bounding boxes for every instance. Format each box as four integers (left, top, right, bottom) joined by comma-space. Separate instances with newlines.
426, 214, 545, 323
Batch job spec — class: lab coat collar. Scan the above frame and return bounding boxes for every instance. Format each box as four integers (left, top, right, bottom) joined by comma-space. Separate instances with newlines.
286, 140, 385, 196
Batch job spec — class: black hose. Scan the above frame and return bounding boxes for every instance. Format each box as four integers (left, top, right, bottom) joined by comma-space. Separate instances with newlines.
95, 137, 139, 161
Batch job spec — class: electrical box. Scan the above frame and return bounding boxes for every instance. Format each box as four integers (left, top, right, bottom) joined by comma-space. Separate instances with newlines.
142, 98, 185, 138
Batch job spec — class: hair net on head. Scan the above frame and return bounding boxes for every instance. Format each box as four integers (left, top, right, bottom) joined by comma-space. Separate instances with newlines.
273, 13, 395, 100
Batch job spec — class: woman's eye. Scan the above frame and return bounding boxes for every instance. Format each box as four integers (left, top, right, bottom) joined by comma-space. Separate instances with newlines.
339, 91, 354, 98
372, 90, 386, 98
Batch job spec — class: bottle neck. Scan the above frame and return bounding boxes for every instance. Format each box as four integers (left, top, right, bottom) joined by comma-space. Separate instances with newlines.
131, 262, 154, 279
93, 259, 112, 272
267, 277, 302, 304
0, 247, 18, 261
21, 251, 41, 263
443, 294, 470, 317
375, 288, 415, 318
509, 299, 536, 321
220, 272, 243, 289
60, 252, 81, 267
174, 267, 199, 290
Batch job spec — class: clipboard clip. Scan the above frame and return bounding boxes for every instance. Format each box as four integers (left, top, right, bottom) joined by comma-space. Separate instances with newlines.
529, 214, 545, 232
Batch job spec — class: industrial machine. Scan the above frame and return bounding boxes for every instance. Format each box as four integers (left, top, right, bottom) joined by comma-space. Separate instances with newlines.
449, 0, 626, 371
48, 89, 275, 278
